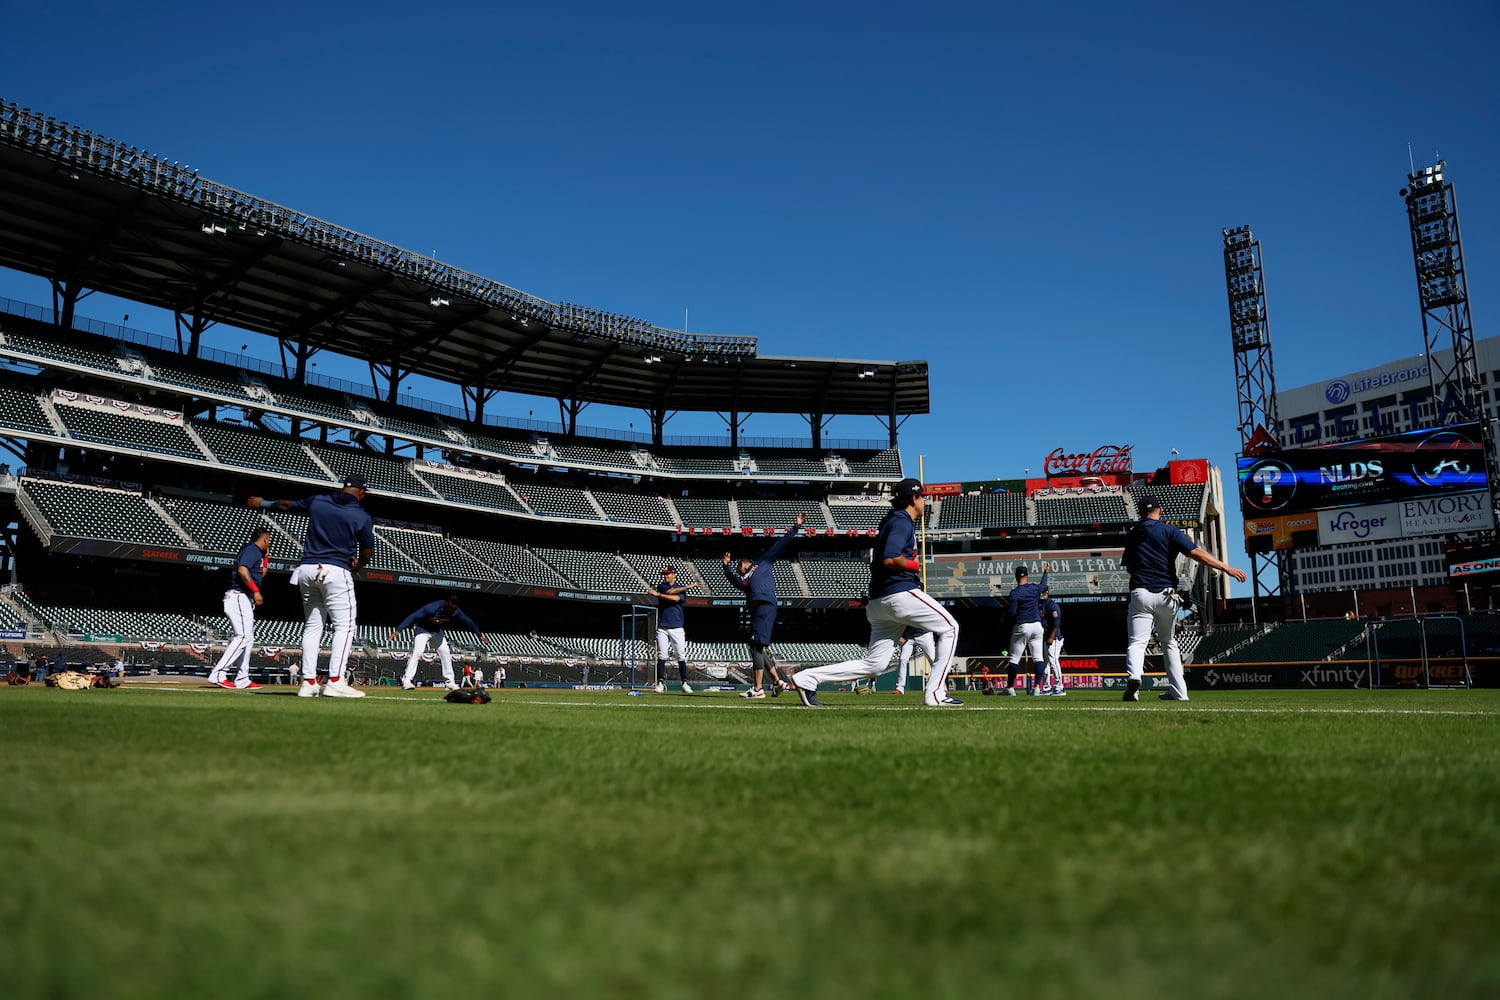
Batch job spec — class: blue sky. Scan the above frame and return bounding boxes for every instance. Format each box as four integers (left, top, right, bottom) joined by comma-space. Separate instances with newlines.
2, 0, 1497, 553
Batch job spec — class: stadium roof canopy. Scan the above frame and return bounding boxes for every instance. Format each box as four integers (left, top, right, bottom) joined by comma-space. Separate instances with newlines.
0, 100, 928, 428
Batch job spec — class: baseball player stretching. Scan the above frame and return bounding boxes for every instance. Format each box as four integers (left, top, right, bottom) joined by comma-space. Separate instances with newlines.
722, 513, 804, 699
648, 565, 700, 693
793, 478, 961, 708
391, 594, 485, 691
249, 473, 375, 699
890, 626, 934, 695
1004, 563, 1050, 696
208, 527, 271, 690
1121, 496, 1246, 702
1039, 589, 1065, 696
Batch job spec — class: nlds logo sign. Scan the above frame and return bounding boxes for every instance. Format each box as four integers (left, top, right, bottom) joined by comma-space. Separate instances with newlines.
1319, 459, 1382, 485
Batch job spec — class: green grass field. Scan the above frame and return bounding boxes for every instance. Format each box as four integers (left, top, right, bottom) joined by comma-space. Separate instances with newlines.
3, 683, 1498, 999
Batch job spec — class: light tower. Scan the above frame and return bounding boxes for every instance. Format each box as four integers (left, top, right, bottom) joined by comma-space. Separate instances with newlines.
1401, 162, 1496, 531
1223, 225, 1285, 622
1402, 161, 1480, 427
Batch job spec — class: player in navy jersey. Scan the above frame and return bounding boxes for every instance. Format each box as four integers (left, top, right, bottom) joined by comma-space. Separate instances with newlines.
391, 595, 486, 690
1039, 590, 1064, 695
208, 527, 271, 690
250, 473, 374, 699
1121, 496, 1246, 702
648, 565, 700, 693
1004, 563, 1050, 695
792, 478, 961, 707
723, 513, 805, 699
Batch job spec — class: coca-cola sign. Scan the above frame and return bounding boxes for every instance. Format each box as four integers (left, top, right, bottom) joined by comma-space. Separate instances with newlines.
1044, 445, 1133, 477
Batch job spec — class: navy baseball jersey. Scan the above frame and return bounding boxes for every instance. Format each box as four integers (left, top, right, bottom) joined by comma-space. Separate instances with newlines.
230, 541, 268, 596
1121, 518, 1198, 591
272, 492, 374, 570
869, 508, 921, 599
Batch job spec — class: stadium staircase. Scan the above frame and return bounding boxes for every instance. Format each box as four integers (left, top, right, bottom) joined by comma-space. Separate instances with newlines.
143, 496, 198, 547
1201, 625, 1273, 664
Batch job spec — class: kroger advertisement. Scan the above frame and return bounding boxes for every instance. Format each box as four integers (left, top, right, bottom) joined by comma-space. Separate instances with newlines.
1238, 422, 1487, 517
1316, 493, 1493, 546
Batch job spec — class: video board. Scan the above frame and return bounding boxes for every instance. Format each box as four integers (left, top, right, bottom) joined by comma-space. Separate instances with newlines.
1237, 423, 1486, 518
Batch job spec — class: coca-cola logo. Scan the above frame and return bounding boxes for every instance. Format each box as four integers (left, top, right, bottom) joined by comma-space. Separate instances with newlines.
1044, 445, 1133, 477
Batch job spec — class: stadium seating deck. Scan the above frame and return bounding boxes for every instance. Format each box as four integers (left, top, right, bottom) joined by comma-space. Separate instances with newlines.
591, 489, 676, 527
516, 484, 604, 521
1185, 624, 1265, 663
450, 536, 569, 587
194, 421, 331, 480
161, 496, 277, 553
934, 492, 1027, 529
55, 405, 206, 460
535, 548, 645, 593
1032, 492, 1132, 526
672, 496, 733, 527
0, 386, 57, 435
378, 527, 501, 581
21, 478, 187, 548
413, 467, 528, 513
827, 498, 887, 531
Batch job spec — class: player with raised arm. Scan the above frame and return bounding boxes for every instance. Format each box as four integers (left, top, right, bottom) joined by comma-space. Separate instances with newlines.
390, 594, 485, 691
248, 473, 374, 699
722, 513, 805, 699
1121, 496, 1247, 702
1005, 563, 1050, 696
647, 565, 700, 693
792, 478, 961, 708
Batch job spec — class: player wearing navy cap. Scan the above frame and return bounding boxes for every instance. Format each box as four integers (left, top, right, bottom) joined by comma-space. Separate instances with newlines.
648, 565, 700, 693
208, 527, 271, 690
792, 478, 961, 707
1039, 589, 1064, 696
249, 473, 375, 699
1005, 563, 1051, 696
391, 594, 486, 690
723, 513, 804, 699
1121, 496, 1246, 702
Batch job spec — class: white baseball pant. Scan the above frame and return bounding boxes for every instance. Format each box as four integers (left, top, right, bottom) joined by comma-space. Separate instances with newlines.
1009, 621, 1044, 669
656, 626, 687, 662
293, 563, 358, 682
1044, 637, 1064, 691
212, 589, 255, 686
403, 631, 456, 686
893, 631, 935, 692
796, 589, 957, 704
1125, 588, 1187, 700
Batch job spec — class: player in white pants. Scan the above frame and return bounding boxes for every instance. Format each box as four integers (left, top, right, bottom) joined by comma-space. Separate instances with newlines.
1121, 496, 1246, 702
1040, 590, 1065, 696
794, 479, 962, 708
392, 595, 484, 690
209, 528, 271, 690
251, 474, 374, 699
648, 565, 698, 693
1005, 564, 1049, 695
890, 626, 934, 695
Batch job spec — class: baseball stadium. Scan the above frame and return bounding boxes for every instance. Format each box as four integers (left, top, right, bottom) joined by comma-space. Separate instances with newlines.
2, 99, 1497, 999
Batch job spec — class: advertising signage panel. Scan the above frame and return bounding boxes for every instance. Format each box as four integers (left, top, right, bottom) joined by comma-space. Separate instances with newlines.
1238, 423, 1486, 518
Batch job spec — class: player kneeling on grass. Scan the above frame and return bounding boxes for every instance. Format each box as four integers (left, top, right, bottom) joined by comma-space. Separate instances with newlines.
722, 513, 805, 699
391, 594, 486, 691
792, 479, 961, 708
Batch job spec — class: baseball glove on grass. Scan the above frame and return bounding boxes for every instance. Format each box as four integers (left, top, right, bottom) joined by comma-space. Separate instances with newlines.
444, 687, 491, 704
47, 670, 94, 690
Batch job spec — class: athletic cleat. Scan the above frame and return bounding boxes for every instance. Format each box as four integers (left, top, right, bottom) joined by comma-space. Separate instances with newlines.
218, 679, 237, 689
243, 681, 263, 690
1123, 678, 1141, 702
296, 680, 322, 698
1050, 687, 1066, 697
681, 682, 693, 695
653, 681, 666, 693
1030, 686, 1046, 697
926, 696, 965, 708
769, 681, 784, 698
322, 680, 365, 699
893, 688, 905, 695
741, 688, 766, 699
1001, 687, 1017, 697
1159, 691, 1189, 701
795, 684, 823, 708
401, 680, 416, 690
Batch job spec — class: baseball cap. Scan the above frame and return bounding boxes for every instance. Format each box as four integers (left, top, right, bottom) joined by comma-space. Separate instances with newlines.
342, 472, 368, 489
1140, 495, 1162, 512
891, 477, 925, 502
1015, 565, 1029, 579
661, 566, 677, 575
